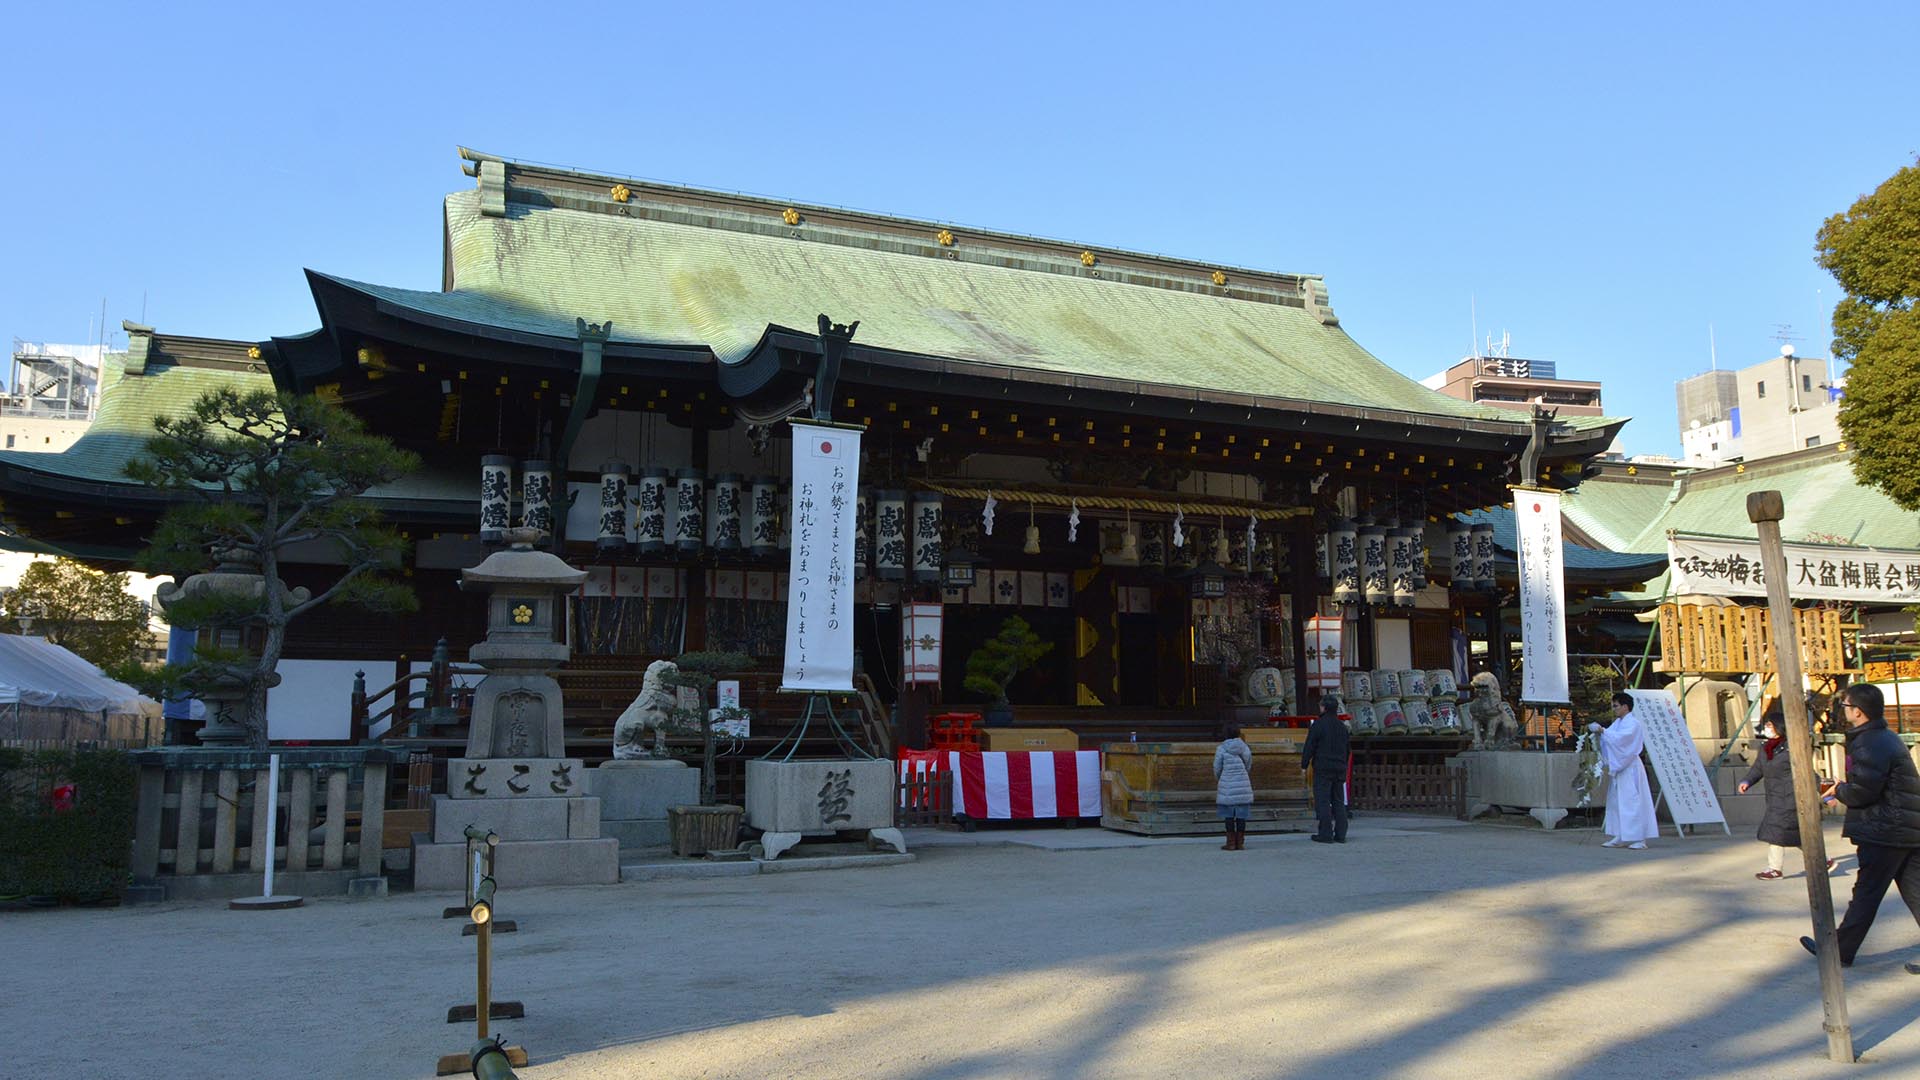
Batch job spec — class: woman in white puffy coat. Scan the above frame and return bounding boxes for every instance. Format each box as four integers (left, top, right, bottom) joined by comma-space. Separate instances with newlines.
1215, 725, 1255, 850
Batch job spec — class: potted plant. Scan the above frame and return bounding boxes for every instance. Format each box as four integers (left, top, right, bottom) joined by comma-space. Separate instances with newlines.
963, 615, 1053, 727
661, 650, 753, 856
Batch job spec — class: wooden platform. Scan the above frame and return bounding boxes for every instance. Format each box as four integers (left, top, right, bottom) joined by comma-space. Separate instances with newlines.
1101, 740, 1312, 835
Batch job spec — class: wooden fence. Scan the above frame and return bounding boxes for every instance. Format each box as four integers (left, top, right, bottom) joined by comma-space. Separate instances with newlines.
1350, 762, 1468, 818
896, 768, 953, 827
129, 748, 394, 900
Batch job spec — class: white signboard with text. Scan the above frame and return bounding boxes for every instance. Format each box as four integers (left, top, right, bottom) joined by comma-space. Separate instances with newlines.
1514, 489, 1569, 704
780, 422, 861, 691
1625, 688, 1727, 828
1668, 532, 1920, 604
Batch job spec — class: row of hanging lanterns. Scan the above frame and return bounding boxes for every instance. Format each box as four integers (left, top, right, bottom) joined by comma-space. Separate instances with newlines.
481, 459, 1498, 605
1320, 515, 1499, 607
479, 455, 555, 543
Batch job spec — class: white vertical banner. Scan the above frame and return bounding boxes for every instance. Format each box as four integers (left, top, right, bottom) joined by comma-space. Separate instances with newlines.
782, 421, 862, 691
1512, 487, 1569, 704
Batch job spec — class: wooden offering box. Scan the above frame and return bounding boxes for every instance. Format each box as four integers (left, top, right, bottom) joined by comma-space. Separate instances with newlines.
979, 728, 1080, 752
1101, 740, 1312, 835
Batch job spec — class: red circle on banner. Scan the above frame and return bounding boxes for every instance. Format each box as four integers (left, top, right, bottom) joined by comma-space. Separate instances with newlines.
820, 440, 833, 454
1532, 503, 1541, 512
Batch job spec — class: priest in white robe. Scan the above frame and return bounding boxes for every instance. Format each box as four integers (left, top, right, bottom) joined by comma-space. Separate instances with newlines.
1590, 691, 1659, 848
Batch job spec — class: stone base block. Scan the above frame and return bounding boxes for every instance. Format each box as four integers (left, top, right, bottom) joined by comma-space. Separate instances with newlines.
431, 794, 602, 842
1456, 750, 1600, 817
347, 876, 389, 898
602, 819, 672, 849
745, 758, 895, 835
412, 836, 620, 892
131, 869, 361, 903
586, 761, 698, 819
447, 758, 586, 799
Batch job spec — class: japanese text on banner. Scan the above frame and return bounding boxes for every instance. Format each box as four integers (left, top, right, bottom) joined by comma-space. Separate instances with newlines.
781, 423, 861, 691
1513, 490, 1569, 703
1667, 532, 1920, 603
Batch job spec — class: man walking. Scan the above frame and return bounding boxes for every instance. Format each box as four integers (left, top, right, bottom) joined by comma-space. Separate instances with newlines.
1302, 696, 1351, 844
1801, 684, 1920, 968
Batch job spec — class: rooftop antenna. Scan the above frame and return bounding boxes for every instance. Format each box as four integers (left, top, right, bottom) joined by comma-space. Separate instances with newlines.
1709, 323, 1717, 370
1470, 294, 1479, 359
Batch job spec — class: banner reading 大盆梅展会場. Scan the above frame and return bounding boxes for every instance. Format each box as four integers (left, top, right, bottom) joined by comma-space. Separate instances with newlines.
1667, 532, 1920, 604
781, 422, 862, 691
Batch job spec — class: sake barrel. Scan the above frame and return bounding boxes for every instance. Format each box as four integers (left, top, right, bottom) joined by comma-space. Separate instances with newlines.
1401, 669, 1430, 698
1428, 669, 1458, 695
1404, 698, 1435, 735
1372, 669, 1402, 699
1244, 667, 1287, 706
1376, 697, 1408, 735
1431, 699, 1463, 734
1347, 700, 1382, 736
1342, 670, 1374, 702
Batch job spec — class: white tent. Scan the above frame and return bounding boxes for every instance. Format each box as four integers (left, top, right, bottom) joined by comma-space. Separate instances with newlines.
0, 634, 157, 741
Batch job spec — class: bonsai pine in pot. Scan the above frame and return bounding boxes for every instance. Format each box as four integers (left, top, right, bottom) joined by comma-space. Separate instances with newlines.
963, 615, 1053, 727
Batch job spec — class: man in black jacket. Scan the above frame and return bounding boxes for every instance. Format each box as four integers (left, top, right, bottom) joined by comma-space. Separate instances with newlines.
1800, 684, 1920, 968
1302, 695, 1352, 844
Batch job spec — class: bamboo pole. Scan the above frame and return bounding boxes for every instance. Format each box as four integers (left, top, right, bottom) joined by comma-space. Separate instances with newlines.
1748, 490, 1853, 1064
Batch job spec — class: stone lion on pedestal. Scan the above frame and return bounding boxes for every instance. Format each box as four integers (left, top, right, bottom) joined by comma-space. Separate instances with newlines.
613, 659, 680, 759
1467, 671, 1521, 750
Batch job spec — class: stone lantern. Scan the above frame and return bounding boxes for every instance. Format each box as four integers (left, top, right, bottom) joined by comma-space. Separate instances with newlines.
152, 550, 309, 747
411, 526, 619, 890
458, 527, 587, 760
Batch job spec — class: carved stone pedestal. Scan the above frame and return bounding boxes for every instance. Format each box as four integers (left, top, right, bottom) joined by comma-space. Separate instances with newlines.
744, 759, 901, 860
589, 760, 698, 849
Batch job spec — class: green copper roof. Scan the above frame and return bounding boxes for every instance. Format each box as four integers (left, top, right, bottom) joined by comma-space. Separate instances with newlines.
1563, 452, 1920, 555
419, 186, 1532, 423
0, 350, 465, 508
0, 352, 274, 485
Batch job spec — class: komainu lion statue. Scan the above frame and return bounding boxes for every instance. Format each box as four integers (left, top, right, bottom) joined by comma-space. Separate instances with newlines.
613, 659, 680, 759
1467, 671, 1521, 750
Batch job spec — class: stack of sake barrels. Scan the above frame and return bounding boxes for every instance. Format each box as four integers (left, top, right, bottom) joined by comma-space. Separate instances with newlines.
1340, 668, 1466, 737
1342, 670, 1381, 735
1243, 666, 1297, 716
1427, 670, 1463, 735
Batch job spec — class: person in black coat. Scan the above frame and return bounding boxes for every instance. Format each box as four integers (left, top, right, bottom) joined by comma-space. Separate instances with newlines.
1798, 683, 1920, 967
1739, 709, 1835, 880
1301, 695, 1352, 844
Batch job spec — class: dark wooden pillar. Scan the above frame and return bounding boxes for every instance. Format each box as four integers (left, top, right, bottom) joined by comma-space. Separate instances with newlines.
1287, 526, 1315, 710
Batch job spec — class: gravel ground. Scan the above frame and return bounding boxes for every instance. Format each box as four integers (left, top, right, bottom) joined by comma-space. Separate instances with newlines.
9, 816, 1920, 1080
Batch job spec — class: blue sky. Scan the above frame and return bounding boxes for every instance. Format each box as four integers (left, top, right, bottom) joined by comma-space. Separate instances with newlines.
5, 1, 1916, 457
